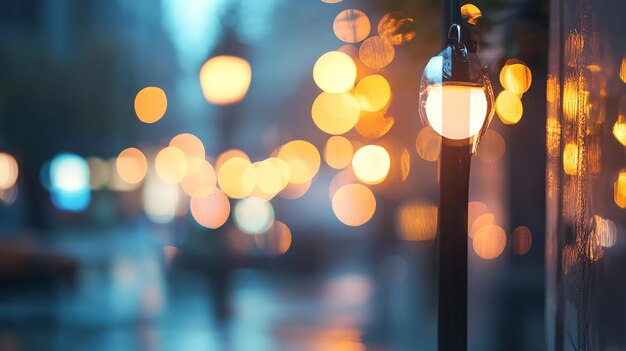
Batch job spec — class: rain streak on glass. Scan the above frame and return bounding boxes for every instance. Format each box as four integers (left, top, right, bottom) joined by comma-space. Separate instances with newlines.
377, 12, 416, 46
563, 142, 579, 176
395, 201, 438, 241
359, 36, 395, 69
333, 9, 371, 43
400, 147, 410, 181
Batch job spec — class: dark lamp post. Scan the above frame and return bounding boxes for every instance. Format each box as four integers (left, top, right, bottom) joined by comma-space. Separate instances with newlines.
418, 24, 495, 351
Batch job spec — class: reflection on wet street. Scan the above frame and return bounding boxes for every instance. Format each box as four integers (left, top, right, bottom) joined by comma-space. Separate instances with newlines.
0, 222, 436, 351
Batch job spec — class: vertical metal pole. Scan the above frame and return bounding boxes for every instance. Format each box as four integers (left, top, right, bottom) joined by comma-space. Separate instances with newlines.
438, 141, 471, 351
442, 0, 462, 44
438, 1, 469, 351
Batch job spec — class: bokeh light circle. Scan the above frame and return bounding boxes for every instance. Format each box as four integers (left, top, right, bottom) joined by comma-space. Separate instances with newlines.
116, 148, 148, 185
495, 90, 523, 125
234, 197, 275, 234
0, 153, 18, 190
324, 136, 354, 169
359, 36, 395, 69
377, 12, 416, 45
415, 127, 441, 162
155, 147, 188, 184
181, 158, 217, 198
311, 92, 360, 135
50, 153, 90, 193
355, 75, 391, 112
278, 140, 321, 184
355, 111, 395, 139
254, 157, 291, 195
333, 9, 371, 43
217, 157, 256, 199
352, 145, 390, 184
170, 133, 204, 158
510, 226, 532, 255
200, 55, 252, 105
313, 51, 357, 94
134, 87, 167, 124
473, 224, 507, 259
332, 184, 376, 226
502, 63, 532, 94
279, 179, 312, 199
254, 221, 292, 256
216, 149, 249, 172
190, 189, 230, 229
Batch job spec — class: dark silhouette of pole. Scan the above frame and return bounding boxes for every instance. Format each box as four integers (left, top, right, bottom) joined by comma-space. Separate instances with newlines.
438, 1, 470, 350
438, 141, 471, 351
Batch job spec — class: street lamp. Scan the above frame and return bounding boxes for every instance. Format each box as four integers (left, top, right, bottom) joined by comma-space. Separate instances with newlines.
418, 24, 495, 351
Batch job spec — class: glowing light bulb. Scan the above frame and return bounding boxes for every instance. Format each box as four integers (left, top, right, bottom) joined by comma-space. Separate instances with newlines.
418, 34, 494, 149
424, 83, 489, 140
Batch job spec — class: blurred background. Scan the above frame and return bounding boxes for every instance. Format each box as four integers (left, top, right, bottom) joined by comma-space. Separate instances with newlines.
0, 0, 549, 350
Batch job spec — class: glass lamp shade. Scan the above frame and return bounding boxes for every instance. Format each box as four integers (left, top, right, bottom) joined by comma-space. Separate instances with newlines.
418, 41, 494, 152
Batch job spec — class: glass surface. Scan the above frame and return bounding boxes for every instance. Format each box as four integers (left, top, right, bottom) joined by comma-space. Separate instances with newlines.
546, 0, 626, 349
418, 44, 494, 152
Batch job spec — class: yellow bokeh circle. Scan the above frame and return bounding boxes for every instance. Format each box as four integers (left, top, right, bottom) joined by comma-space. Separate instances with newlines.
134, 87, 167, 124
278, 140, 321, 184
355, 75, 391, 112
311, 92, 360, 135
313, 51, 357, 94
116, 148, 148, 185
495, 90, 523, 125
324, 136, 354, 169
217, 156, 256, 199
155, 146, 188, 184
352, 145, 391, 185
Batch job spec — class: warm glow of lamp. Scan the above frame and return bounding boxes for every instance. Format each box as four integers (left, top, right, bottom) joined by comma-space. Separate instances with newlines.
418, 31, 494, 148
424, 83, 489, 140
